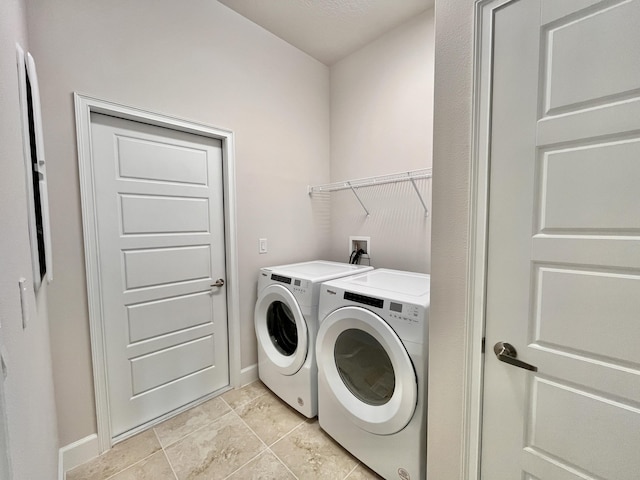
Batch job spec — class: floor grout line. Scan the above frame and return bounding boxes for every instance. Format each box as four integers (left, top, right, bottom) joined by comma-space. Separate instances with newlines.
228, 408, 270, 450
220, 408, 272, 478
268, 419, 307, 447
152, 427, 162, 449
101, 449, 160, 480
218, 401, 304, 480
157, 406, 234, 450
226, 387, 308, 449
228, 394, 305, 479
269, 447, 300, 480
343, 462, 360, 480
160, 449, 180, 480
269, 417, 308, 449
219, 382, 271, 411
220, 449, 266, 480
219, 395, 232, 410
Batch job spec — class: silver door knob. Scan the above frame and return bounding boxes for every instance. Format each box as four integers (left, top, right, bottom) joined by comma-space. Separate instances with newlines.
211, 278, 225, 288
493, 341, 538, 372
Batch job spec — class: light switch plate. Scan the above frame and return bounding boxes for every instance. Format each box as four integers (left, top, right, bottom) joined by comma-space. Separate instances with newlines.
259, 238, 268, 254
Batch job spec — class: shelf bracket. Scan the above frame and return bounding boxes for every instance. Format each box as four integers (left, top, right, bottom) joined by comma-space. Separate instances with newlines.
348, 182, 370, 216
410, 177, 429, 216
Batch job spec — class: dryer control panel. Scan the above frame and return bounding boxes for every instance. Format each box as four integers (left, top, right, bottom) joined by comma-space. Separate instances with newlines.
291, 278, 310, 295
265, 273, 314, 307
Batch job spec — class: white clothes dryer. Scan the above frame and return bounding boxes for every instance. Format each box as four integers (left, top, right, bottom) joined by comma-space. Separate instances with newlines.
254, 260, 373, 418
316, 269, 430, 480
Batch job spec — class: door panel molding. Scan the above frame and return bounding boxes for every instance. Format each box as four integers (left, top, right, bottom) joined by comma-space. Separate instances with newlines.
74, 93, 241, 452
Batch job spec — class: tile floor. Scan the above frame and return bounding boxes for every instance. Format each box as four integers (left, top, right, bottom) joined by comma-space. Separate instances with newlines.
66, 381, 383, 480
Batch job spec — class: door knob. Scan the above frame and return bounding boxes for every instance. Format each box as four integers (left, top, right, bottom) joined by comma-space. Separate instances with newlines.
211, 278, 225, 288
493, 341, 538, 372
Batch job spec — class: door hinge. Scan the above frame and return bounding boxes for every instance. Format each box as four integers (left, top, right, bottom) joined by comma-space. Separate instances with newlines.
481, 337, 486, 354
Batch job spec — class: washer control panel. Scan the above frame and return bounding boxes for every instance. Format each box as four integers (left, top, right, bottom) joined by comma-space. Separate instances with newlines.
383, 300, 427, 341
326, 289, 427, 340
388, 302, 422, 324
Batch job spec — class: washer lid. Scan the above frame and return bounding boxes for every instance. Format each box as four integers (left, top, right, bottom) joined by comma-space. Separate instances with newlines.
323, 269, 430, 307
316, 306, 417, 435
262, 260, 372, 283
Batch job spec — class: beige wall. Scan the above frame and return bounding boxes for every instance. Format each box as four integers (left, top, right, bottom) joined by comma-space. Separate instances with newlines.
428, 0, 475, 478
328, 10, 434, 272
0, 0, 59, 476
25, 0, 331, 446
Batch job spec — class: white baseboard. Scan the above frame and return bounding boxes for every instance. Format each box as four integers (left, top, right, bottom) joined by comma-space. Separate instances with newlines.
239, 363, 258, 386
58, 434, 99, 480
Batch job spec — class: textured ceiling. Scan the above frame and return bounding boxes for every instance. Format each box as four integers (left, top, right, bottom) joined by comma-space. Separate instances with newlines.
217, 0, 434, 65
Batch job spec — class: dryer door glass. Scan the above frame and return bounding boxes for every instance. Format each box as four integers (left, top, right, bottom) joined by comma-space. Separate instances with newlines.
334, 329, 395, 406
267, 301, 298, 356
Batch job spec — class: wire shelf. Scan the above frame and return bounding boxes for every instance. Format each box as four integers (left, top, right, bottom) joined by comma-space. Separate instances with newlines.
308, 168, 432, 216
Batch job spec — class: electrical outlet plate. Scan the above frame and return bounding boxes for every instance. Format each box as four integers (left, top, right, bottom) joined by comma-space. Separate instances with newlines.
349, 236, 370, 256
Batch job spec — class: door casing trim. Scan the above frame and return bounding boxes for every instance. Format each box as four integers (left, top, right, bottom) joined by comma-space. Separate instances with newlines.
74, 93, 241, 452
464, 1, 517, 478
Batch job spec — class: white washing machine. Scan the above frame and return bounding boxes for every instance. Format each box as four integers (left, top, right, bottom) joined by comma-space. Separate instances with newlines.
254, 260, 373, 418
316, 269, 430, 480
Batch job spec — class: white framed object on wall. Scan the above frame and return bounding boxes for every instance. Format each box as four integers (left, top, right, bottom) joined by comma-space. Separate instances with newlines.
16, 44, 53, 291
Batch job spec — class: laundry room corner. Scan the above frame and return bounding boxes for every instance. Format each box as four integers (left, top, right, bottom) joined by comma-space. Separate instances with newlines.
326, 9, 434, 272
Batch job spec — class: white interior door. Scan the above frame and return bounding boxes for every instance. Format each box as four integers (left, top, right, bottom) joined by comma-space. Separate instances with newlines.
90, 113, 229, 438
481, 1, 640, 478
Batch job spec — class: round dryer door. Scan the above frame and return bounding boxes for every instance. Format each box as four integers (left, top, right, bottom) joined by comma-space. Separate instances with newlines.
255, 283, 308, 375
316, 306, 417, 435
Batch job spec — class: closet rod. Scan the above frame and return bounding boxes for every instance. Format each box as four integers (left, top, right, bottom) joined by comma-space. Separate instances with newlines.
308, 168, 432, 216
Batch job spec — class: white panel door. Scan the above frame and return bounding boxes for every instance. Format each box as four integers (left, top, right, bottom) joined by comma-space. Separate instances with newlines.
90, 113, 229, 438
481, 1, 640, 478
